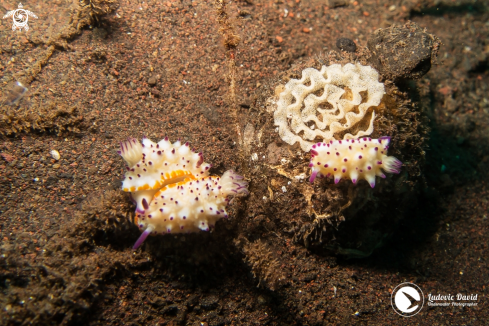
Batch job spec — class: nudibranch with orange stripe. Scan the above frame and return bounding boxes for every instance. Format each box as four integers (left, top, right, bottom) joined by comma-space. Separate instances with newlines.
119, 136, 212, 214
118, 136, 249, 249
133, 170, 248, 249
309, 136, 402, 187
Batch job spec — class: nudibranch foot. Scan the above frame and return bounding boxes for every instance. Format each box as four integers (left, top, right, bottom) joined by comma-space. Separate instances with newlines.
309, 137, 402, 187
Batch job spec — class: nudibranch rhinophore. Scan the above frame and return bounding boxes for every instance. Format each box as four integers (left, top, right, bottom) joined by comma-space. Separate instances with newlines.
118, 136, 212, 214
309, 136, 402, 188
118, 136, 249, 249
133, 170, 248, 249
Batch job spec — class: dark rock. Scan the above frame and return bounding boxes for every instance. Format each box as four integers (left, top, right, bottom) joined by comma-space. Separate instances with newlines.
161, 304, 179, 315
59, 173, 73, 179
200, 295, 219, 310
336, 38, 356, 52
327, 0, 349, 8
367, 21, 441, 80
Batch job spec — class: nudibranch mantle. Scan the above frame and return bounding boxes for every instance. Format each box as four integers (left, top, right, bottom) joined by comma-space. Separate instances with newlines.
309, 137, 402, 188
133, 170, 248, 249
119, 137, 211, 214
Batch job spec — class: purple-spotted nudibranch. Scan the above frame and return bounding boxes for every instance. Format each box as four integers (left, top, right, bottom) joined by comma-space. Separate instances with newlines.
309, 137, 402, 188
118, 136, 249, 249
133, 170, 248, 249
118, 136, 212, 214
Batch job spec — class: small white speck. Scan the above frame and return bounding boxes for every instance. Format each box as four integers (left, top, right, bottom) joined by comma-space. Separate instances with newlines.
262, 196, 267, 200
34, 177, 39, 182
281, 186, 287, 193
50, 150, 60, 160
251, 153, 258, 161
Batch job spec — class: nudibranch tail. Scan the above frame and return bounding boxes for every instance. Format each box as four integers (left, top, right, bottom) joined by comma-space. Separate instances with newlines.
120, 138, 143, 167
133, 225, 155, 250
309, 137, 402, 188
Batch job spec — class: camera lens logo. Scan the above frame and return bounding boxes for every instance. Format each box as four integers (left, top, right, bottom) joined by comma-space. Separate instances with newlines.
391, 282, 424, 317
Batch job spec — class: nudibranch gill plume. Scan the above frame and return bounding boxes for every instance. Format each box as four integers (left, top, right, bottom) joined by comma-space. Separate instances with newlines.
309, 137, 402, 187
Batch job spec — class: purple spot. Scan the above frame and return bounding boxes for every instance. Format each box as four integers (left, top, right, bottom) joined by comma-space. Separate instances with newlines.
324, 164, 329, 168
344, 158, 348, 162
142, 198, 149, 210
310, 149, 319, 156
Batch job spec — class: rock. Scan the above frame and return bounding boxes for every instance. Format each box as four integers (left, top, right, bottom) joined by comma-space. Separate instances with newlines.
367, 21, 441, 80
327, 0, 349, 8
200, 295, 219, 310
148, 77, 157, 86
336, 38, 356, 52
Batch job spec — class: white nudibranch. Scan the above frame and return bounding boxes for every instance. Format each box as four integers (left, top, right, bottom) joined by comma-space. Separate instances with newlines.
309, 136, 402, 188
133, 170, 248, 249
118, 136, 211, 214
118, 136, 249, 249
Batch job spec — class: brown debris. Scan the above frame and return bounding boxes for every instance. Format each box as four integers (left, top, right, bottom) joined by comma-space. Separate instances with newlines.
0, 102, 92, 136
236, 237, 285, 291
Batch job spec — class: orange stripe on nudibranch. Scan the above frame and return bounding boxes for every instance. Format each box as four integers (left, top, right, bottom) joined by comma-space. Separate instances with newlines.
137, 184, 151, 191
130, 186, 136, 192
123, 187, 129, 192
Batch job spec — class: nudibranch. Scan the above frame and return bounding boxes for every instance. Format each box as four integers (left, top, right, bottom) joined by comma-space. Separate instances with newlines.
309, 136, 402, 187
118, 136, 212, 214
118, 136, 249, 250
133, 170, 248, 249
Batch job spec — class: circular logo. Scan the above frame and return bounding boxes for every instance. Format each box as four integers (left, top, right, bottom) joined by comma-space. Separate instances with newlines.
391, 282, 424, 317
